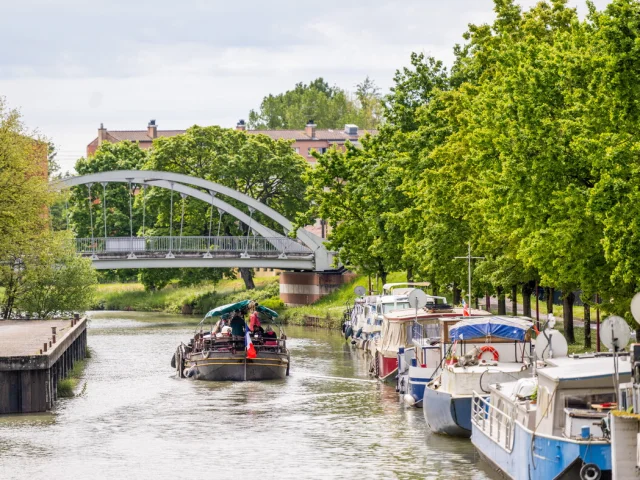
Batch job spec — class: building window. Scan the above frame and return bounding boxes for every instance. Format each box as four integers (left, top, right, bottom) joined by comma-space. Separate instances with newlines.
309, 147, 327, 156
293, 147, 300, 154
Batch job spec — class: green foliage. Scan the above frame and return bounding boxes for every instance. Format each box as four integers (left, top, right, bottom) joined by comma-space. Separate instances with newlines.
16, 232, 97, 318
248, 77, 382, 130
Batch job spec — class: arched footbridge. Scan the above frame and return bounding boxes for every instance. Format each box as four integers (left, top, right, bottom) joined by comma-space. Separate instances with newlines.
52, 170, 334, 271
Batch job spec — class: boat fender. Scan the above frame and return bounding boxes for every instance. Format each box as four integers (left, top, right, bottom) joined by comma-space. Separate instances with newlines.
356, 327, 363, 338
477, 346, 499, 362
579, 463, 601, 480
351, 340, 356, 345
404, 394, 416, 406
185, 366, 196, 378
170, 354, 176, 369
345, 326, 353, 340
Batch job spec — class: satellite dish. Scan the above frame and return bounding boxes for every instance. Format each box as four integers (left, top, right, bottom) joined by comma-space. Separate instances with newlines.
354, 286, 366, 297
601, 315, 631, 351
408, 289, 428, 309
535, 330, 568, 360
631, 292, 640, 323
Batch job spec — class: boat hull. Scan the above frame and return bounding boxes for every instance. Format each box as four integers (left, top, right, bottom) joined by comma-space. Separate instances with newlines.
185, 351, 288, 381
472, 420, 613, 479
423, 386, 472, 437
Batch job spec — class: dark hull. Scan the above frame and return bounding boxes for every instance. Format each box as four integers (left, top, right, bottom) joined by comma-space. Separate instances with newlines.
423, 386, 472, 437
185, 351, 288, 381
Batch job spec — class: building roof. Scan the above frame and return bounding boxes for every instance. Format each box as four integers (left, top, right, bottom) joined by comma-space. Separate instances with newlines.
247, 128, 378, 142
88, 127, 377, 148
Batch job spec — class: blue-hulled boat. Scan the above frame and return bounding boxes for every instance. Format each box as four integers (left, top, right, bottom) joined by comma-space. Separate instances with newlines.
471, 355, 630, 479
423, 316, 534, 437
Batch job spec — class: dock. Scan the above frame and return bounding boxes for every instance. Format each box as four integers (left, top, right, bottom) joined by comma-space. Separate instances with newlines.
0, 316, 87, 414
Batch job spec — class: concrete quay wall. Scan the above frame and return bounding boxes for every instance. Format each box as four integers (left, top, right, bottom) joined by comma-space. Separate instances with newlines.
0, 317, 87, 414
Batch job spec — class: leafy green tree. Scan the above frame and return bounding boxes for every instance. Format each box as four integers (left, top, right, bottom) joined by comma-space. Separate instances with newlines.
17, 232, 97, 318
248, 77, 381, 130
146, 125, 311, 289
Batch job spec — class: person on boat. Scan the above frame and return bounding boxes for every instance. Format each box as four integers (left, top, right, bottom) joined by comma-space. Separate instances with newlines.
253, 324, 265, 336
264, 326, 277, 346
249, 306, 261, 333
212, 315, 229, 335
230, 311, 245, 340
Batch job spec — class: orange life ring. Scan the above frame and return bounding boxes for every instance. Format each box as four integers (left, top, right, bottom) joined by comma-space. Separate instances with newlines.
477, 345, 499, 362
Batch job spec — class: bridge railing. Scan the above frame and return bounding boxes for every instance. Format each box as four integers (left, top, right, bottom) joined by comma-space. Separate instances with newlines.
75, 236, 313, 255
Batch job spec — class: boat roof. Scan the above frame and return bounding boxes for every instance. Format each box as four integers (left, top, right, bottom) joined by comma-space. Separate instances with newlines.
257, 305, 279, 318
383, 309, 444, 322
449, 316, 533, 342
382, 282, 430, 293
204, 300, 250, 318
539, 355, 632, 382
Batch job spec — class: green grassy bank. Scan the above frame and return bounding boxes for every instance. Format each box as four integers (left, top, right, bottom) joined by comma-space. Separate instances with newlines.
57, 347, 92, 398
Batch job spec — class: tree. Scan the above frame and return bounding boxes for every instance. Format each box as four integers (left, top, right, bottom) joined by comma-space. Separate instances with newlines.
17, 232, 97, 318
248, 77, 381, 130
146, 125, 311, 289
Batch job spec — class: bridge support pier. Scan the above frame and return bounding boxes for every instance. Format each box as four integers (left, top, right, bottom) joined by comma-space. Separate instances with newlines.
279, 271, 357, 306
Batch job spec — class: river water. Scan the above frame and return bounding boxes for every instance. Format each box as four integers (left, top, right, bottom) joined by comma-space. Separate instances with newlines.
0, 311, 492, 480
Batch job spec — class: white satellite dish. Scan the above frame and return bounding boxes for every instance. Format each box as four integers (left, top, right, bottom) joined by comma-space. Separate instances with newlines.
631, 292, 640, 323
535, 330, 568, 360
601, 315, 631, 351
354, 286, 366, 297
408, 289, 428, 309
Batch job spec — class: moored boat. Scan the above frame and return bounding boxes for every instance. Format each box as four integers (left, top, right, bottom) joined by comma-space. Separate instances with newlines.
423, 316, 534, 437
471, 354, 630, 479
172, 300, 290, 381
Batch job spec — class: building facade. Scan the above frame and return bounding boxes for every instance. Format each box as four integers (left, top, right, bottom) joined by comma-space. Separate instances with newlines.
86, 119, 376, 164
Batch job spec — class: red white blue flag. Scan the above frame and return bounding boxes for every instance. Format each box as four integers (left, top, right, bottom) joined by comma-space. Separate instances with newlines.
462, 299, 470, 317
245, 324, 257, 359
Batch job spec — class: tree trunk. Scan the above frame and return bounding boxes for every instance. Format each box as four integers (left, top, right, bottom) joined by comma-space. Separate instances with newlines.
475, 297, 479, 309
239, 268, 255, 290
511, 285, 518, 316
406, 266, 414, 283
380, 271, 387, 286
563, 291, 575, 344
522, 283, 532, 318
583, 302, 591, 349
546, 287, 554, 314
497, 286, 506, 315
453, 283, 461, 305
485, 291, 491, 312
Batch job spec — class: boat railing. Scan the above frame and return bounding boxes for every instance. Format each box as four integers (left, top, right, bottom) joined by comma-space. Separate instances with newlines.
471, 392, 515, 453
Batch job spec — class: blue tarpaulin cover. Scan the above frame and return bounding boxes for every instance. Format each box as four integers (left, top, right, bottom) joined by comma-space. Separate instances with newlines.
449, 316, 533, 342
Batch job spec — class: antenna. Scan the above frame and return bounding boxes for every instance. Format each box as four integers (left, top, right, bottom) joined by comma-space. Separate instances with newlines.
408, 289, 428, 331
354, 286, 366, 297
601, 315, 632, 407
454, 242, 484, 309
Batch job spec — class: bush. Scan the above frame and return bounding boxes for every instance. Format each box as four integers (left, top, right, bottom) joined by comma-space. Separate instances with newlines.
260, 297, 284, 311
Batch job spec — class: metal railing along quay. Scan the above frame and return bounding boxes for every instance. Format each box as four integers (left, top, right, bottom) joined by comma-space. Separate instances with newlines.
75, 236, 313, 256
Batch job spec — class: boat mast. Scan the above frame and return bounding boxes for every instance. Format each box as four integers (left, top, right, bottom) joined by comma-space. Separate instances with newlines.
454, 242, 484, 309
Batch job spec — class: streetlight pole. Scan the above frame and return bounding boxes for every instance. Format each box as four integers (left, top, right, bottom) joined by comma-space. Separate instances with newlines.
454, 242, 485, 308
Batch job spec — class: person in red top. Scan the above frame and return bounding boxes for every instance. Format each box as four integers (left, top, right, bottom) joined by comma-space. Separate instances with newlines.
249, 305, 261, 333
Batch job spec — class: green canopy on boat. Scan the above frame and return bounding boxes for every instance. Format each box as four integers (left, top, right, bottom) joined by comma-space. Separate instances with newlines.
257, 305, 279, 318
204, 300, 251, 318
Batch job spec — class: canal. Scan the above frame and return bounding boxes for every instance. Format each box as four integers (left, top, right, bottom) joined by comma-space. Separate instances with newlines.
0, 311, 491, 479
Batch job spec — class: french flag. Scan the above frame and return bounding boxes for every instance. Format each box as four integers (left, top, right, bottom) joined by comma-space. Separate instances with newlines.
245, 323, 257, 359
462, 299, 470, 317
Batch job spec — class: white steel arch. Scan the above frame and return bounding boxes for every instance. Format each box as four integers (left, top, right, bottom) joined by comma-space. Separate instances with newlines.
53, 170, 333, 270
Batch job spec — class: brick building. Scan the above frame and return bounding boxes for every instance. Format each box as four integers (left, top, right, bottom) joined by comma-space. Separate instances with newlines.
87, 119, 376, 164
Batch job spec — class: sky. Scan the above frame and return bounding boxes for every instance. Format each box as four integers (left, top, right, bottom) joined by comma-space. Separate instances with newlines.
0, 0, 612, 173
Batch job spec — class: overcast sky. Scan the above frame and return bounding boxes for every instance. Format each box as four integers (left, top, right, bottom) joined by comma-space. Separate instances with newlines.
0, 0, 611, 173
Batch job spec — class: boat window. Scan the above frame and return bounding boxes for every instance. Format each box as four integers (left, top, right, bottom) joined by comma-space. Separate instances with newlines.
382, 302, 410, 313
564, 392, 616, 410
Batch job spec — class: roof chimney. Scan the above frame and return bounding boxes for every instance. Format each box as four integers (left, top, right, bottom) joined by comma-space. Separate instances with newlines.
236, 119, 246, 131
98, 123, 107, 146
148, 119, 157, 139
305, 119, 316, 139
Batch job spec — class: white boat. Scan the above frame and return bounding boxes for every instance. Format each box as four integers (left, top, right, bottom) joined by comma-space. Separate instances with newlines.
471, 354, 630, 479
423, 316, 535, 437
399, 309, 491, 407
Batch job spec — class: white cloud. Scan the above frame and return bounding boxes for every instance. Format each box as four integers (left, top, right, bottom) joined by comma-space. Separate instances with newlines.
0, 0, 613, 172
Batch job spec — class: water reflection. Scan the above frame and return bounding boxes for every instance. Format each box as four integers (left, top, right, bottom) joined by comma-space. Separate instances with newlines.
0, 311, 490, 480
